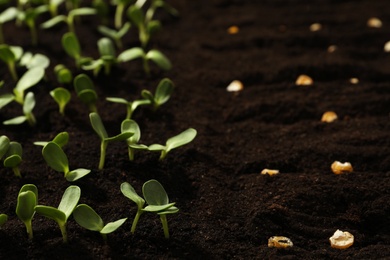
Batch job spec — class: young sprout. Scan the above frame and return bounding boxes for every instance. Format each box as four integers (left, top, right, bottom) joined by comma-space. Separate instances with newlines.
54, 64, 73, 84
142, 179, 178, 238
120, 182, 145, 233
34, 131, 69, 147
127, 4, 161, 48
16, 184, 38, 239
50, 87, 71, 115
19, 52, 50, 70
41, 7, 97, 33
82, 37, 117, 76
17, 5, 49, 45
106, 96, 150, 119
89, 112, 133, 169
145, 0, 179, 23
121, 119, 147, 160
3, 91, 36, 126
35, 185, 81, 243
48, 0, 65, 17
0, 44, 23, 81
73, 204, 127, 241
0, 7, 18, 44
62, 32, 91, 67
0, 214, 7, 228
98, 22, 131, 50
117, 47, 171, 76
0, 135, 10, 159
141, 77, 174, 110
73, 74, 98, 112
148, 128, 197, 160
2, 141, 23, 177
13, 67, 45, 104
42, 141, 91, 181
113, 0, 135, 29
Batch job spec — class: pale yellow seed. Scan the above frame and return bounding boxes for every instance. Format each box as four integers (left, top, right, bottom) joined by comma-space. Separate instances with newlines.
310, 23, 322, 32
227, 26, 239, 34
367, 17, 382, 28
331, 161, 353, 174
321, 111, 338, 123
384, 41, 390, 52
268, 236, 293, 248
349, 78, 359, 84
226, 80, 243, 92
329, 230, 354, 249
327, 45, 337, 53
261, 169, 279, 176
295, 75, 313, 86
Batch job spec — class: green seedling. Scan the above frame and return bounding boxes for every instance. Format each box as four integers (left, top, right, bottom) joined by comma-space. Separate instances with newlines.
106, 96, 150, 119
16, 184, 38, 239
142, 179, 178, 238
0, 44, 23, 81
89, 112, 133, 169
0, 7, 18, 44
62, 32, 91, 67
48, 0, 65, 17
50, 87, 71, 115
121, 119, 147, 160
35, 185, 80, 243
42, 141, 91, 181
54, 64, 73, 84
34, 131, 69, 147
73, 204, 127, 241
141, 77, 174, 110
17, 5, 49, 45
147, 128, 197, 160
145, 0, 179, 23
0, 214, 7, 228
41, 7, 97, 33
73, 74, 98, 112
19, 52, 50, 70
117, 47, 171, 76
127, 4, 161, 48
0, 135, 10, 159
3, 91, 36, 126
13, 67, 45, 104
120, 182, 145, 233
98, 22, 131, 49
113, 0, 134, 29
82, 37, 117, 76
2, 141, 23, 177
0, 93, 15, 110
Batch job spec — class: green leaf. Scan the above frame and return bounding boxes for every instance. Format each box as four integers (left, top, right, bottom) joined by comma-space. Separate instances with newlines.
26, 54, 50, 69
100, 218, 127, 234
35, 205, 66, 223
140, 90, 154, 103
73, 73, 95, 95
62, 32, 80, 59
42, 142, 69, 173
127, 5, 144, 27
157, 205, 179, 215
89, 112, 108, 140
50, 87, 71, 114
98, 37, 116, 57
52, 132, 69, 147
16, 190, 37, 222
3, 116, 27, 125
105, 131, 133, 142
166, 128, 197, 152
0, 214, 8, 227
106, 97, 128, 104
69, 7, 97, 17
66, 168, 91, 182
14, 67, 45, 103
0, 7, 18, 23
121, 119, 141, 143
143, 203, 175, 212
10, 46, 23, 60
73, 204, 104, 231
58, 185, 81, 219
117, 47, 144, 62
55, 64, 73, 84
78, 89, 98, 107
146, 49, 171, 70
3, 141, 22, 167
142, 179, 169, 206
40, 15, 67, 29
0, 94, 15, 110
0, 135, 10, 159
146, 20, 161, 35
0, 44, 15, 63
147, 144, 165, 151
154, 78, 174, 106
19, 184, 38, 204
120, 182, 145, 209
23, 92, 35, 114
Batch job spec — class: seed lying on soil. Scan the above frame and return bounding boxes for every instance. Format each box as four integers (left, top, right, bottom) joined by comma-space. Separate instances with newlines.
309, 23, 322, 32
226, 80, 243, 92
227, 26, 239, 34
349, 78, 359, 84
331, 161, 353, 174
367, 17, 382, 28
268, 236, 293, 248
384, 41, 390, 52
329, 229, 354, 249
295, 75, 313, 86
261, 169, 279, 176
327, 45, 337, 53
321, 111, 338, 123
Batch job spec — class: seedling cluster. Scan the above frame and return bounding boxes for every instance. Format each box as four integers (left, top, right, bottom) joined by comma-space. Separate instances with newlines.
0, 0, 193, 250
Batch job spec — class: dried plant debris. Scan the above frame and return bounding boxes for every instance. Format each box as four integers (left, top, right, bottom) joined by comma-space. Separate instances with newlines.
321, 111, 338, 123
331, 161, 353, 174
261, 168, 279, 176
329, 229, 354, 249
349, 78, 359, 84
227, 26, 239, 34
226, 80, 243, 92
268, 236, 293, 248
309, 23, 322, 32
295, 75, 313, 86
327, 45, 337, 53
367, 17, 382, 28
384, 41, 390, 52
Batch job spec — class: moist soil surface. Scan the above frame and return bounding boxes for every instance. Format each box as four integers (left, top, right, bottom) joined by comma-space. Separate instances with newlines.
1, 0, 390, 259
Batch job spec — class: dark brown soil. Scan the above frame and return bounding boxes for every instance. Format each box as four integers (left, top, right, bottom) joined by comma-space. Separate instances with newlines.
1, 0, 390, 259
